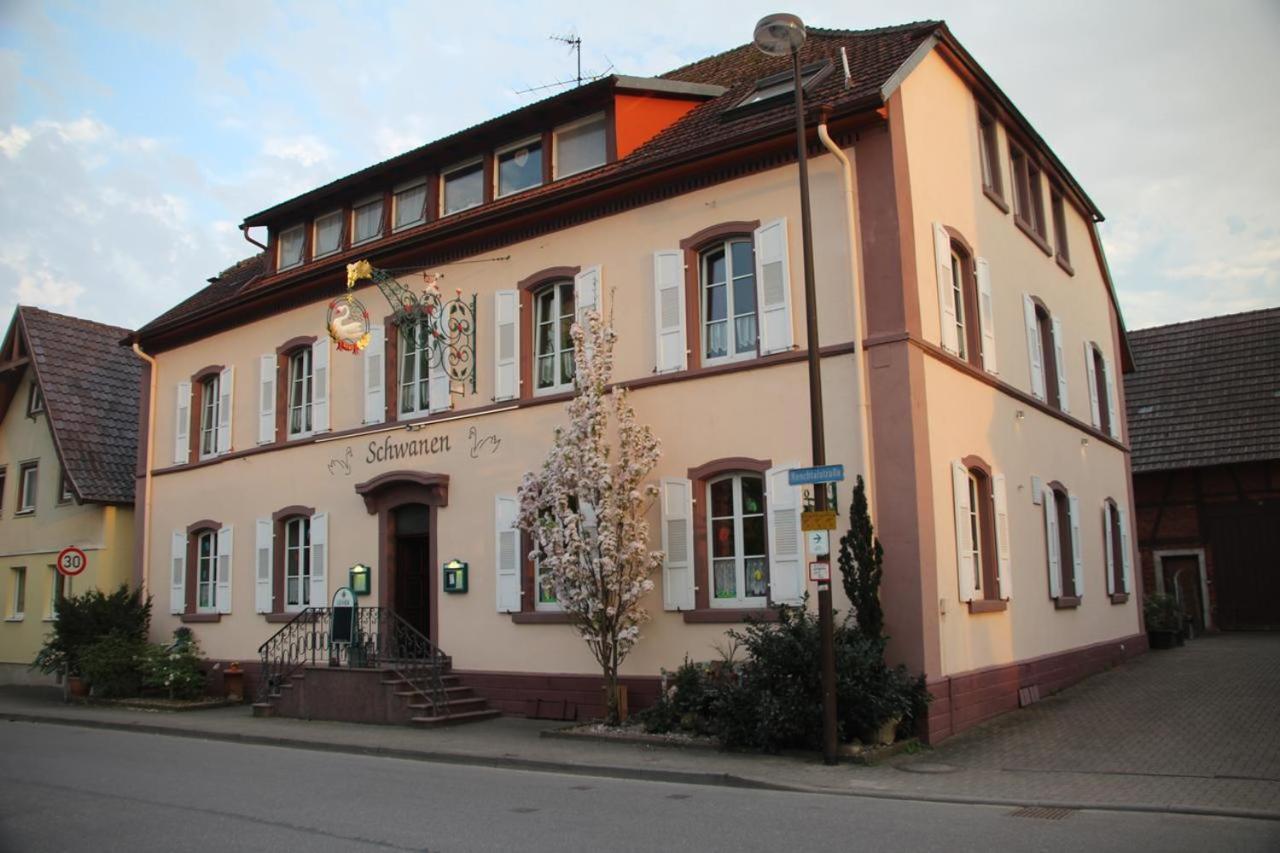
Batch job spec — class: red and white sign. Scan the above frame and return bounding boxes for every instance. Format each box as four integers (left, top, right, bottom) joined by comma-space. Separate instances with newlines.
56, 547, 87, 577
808, 561, 831, 583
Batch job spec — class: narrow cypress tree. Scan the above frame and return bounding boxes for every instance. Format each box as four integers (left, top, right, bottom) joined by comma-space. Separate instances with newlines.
837, 475, 884, 641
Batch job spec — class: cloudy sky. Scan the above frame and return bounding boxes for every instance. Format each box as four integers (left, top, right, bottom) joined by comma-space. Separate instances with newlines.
1, 0, 1276, 332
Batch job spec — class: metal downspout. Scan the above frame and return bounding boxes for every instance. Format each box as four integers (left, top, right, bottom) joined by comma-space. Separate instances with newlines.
131, 343, 158, 597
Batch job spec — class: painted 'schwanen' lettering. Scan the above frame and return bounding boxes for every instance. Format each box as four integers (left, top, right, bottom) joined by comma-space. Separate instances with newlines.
367, 434, 452, 464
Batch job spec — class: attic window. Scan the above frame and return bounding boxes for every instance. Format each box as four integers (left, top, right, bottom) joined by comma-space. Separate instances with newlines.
554, 114, 606, 179
496, 136, 543, 198
278, 225, 305, 271
735, 62, 830, 109
442, 160, 484, 216
27, 383, 44, 416
313, 210, 343, 258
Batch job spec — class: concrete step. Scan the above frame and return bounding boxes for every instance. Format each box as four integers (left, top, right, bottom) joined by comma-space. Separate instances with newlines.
393, 685, 474, 699
410, 709, 502, 728
406, 696, 490, 714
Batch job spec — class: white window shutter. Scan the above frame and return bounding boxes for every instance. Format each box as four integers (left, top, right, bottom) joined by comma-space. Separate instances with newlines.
1023, 295, 1045, 401
1103, 503, 1116, 596
174, 382, 191, 465
1051, 316, 1069, 412
993, 473, 1012, 600
427, 353, 451, 413
1043, 485, 1062, 599
170, 530, 186, 614
216, 366, 233, 455
363, 326, 385, 425
258, 354, 277, 444
1118, 506, 1133, 595
653, 250, 687, 373
216, 525, 233, 614
1103, 355, 1121, 440
766, 464, 804, 605
934, 223, 959, 355
311, 340, 330, 432
493, 290, 519, 401
952, 461, 976, 603
1068, 494, 1083, 598
574, 265, 601, 324
255, 518, 273, 614
660, 478, 695, 611
975, 257, 997, 373
495, 495, 521, 612
1084, 342, 1101, 428
753, 219, 794, 355
309, 512, 328, 608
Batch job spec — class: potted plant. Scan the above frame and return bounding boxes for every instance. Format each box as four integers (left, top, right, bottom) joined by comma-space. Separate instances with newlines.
1144, 593, 1182, 650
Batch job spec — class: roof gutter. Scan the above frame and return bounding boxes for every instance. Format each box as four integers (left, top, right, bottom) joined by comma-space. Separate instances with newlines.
241, 224, 268, 252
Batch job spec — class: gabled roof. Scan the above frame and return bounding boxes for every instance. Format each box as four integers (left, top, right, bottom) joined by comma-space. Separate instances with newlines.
1125, 307, 1280, 474
1, 307, 142, 504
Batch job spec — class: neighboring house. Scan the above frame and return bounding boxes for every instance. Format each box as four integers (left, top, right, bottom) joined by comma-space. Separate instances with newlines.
128, 20, 1140, 741
1126, 308, 1280, 632
0, 307, 141, 683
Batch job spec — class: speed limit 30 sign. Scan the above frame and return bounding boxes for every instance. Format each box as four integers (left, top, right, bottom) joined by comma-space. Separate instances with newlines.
56, 547, 87, 577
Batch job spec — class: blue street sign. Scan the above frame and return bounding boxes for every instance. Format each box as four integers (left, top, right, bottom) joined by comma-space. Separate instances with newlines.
788, 464, 846, 486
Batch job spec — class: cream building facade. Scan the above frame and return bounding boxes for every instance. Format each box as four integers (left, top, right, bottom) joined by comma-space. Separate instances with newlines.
0, 308, 140, 683
130, 21, 1142, 740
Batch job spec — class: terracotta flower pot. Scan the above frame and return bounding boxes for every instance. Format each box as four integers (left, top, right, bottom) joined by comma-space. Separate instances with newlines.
66, 675, 88, 699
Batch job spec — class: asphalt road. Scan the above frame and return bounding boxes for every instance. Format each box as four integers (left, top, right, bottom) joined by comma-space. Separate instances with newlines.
0, 721, 1276, 852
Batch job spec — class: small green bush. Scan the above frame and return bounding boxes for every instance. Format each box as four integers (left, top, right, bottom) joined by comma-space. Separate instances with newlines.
142, 629, 206, 700
79, 633, 150, 698
638, 657, 722, 735
1144, 593, 1182, 632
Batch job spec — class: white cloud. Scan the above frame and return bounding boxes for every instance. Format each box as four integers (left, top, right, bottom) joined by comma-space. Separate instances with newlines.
263, 135, 333, 168
11, 267, 86, 312
0, 125, 31, 158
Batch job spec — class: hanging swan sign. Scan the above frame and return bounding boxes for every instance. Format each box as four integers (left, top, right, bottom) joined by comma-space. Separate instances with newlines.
327, 295, 371, 353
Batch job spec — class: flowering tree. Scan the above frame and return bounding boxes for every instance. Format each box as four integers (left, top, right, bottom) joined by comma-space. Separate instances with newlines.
517, 309, 663, 725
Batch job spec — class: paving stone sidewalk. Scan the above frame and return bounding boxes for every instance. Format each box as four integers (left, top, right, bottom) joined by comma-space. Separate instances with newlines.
3, 633, 1277, 819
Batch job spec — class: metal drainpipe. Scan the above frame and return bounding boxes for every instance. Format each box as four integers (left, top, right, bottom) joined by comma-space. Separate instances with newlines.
240, 224, 268, 251
131, 343, 159, 598
815, 112, 875, 518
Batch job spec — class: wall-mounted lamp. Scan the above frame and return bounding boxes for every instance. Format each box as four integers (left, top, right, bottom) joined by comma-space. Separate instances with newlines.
1015, 410, 1026, 421
348, 563, 372, 596
1081, 437, 1090, 447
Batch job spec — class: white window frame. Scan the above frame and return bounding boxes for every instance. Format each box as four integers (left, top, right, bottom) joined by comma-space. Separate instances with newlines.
17, 461, 38, 514
0, 465, 6, 514
196, 530, 218, 614
534, 555, 561, 612
392, 178, 428, 231
350, 194, 384, 246
708, 472, 768, 608
312, 209, 344, 259
284, 516, 312, 612
966, 471, 984, 594
533, 280, 576, 395
950, 249, 968, 361
398, 317, 432, 416
27, 382, 44, 416
287, 348, 314, 439
199, 375, 221, 460
440, 158, 484, 217
553, 113, 607, 179
45, 566, 66, 621
494, 134, 543, 199
8, 567, 25, 620
277, 224, 305, 271
700, 238, 759, 367
58, 470, 73, 504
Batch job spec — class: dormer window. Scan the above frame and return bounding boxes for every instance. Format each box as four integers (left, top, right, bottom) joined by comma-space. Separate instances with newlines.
736, 62, 829, 108
277, 225, 305, 271
554, 113, 607, 179
442, 159, 483, 216
313, 210, 343, 258
393, 179, 428, 231
352, 196, 384, 245
496, 136, 543, 198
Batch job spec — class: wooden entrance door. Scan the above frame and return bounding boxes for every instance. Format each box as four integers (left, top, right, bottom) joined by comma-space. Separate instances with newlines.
393, 504, 431, 638
1206, 500, 1280, 631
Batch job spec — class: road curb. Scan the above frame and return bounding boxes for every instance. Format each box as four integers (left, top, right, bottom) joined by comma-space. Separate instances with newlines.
5, 711, 1278, 823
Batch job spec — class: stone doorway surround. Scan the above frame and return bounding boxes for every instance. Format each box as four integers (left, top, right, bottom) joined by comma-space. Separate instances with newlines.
1153, 548, 1211, 631
354, 470, 449, 646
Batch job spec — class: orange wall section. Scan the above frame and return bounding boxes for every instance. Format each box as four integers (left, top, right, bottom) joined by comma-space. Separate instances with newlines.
613, 94, 702, 159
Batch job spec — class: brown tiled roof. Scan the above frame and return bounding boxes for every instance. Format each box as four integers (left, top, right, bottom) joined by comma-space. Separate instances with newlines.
135, 22, 939, 341
1125, 307, 1280, 473
13, 307, 143, 504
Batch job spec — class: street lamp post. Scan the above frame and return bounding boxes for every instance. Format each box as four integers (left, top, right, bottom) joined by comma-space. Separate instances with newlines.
753, 12, 839, 766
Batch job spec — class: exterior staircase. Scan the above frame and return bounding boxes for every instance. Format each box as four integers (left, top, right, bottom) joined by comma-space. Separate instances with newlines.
253, 606, 498, 727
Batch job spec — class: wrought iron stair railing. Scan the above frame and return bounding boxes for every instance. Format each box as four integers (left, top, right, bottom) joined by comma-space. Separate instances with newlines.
256, 607, 450, 717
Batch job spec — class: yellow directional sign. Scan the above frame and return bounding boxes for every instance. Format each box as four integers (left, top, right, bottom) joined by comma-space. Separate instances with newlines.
801, 510, 838, 531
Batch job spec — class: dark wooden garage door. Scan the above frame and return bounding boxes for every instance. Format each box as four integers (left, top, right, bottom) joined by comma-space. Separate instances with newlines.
1205, 500, 1280, 630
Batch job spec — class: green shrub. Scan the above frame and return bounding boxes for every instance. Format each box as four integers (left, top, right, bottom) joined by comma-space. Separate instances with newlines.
32, 586, 151, 678
142, 629, 206, 699
79, 633, 150, 698
638, 657, 722, 735
838, 476, 885, 643
1144, 593, 1182, 632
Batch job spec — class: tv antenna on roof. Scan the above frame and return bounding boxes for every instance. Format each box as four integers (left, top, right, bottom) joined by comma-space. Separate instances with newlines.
513, 32, 613, 97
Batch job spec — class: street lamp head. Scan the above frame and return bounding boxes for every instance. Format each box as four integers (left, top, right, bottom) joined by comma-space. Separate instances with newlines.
753, 13, 806, 57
